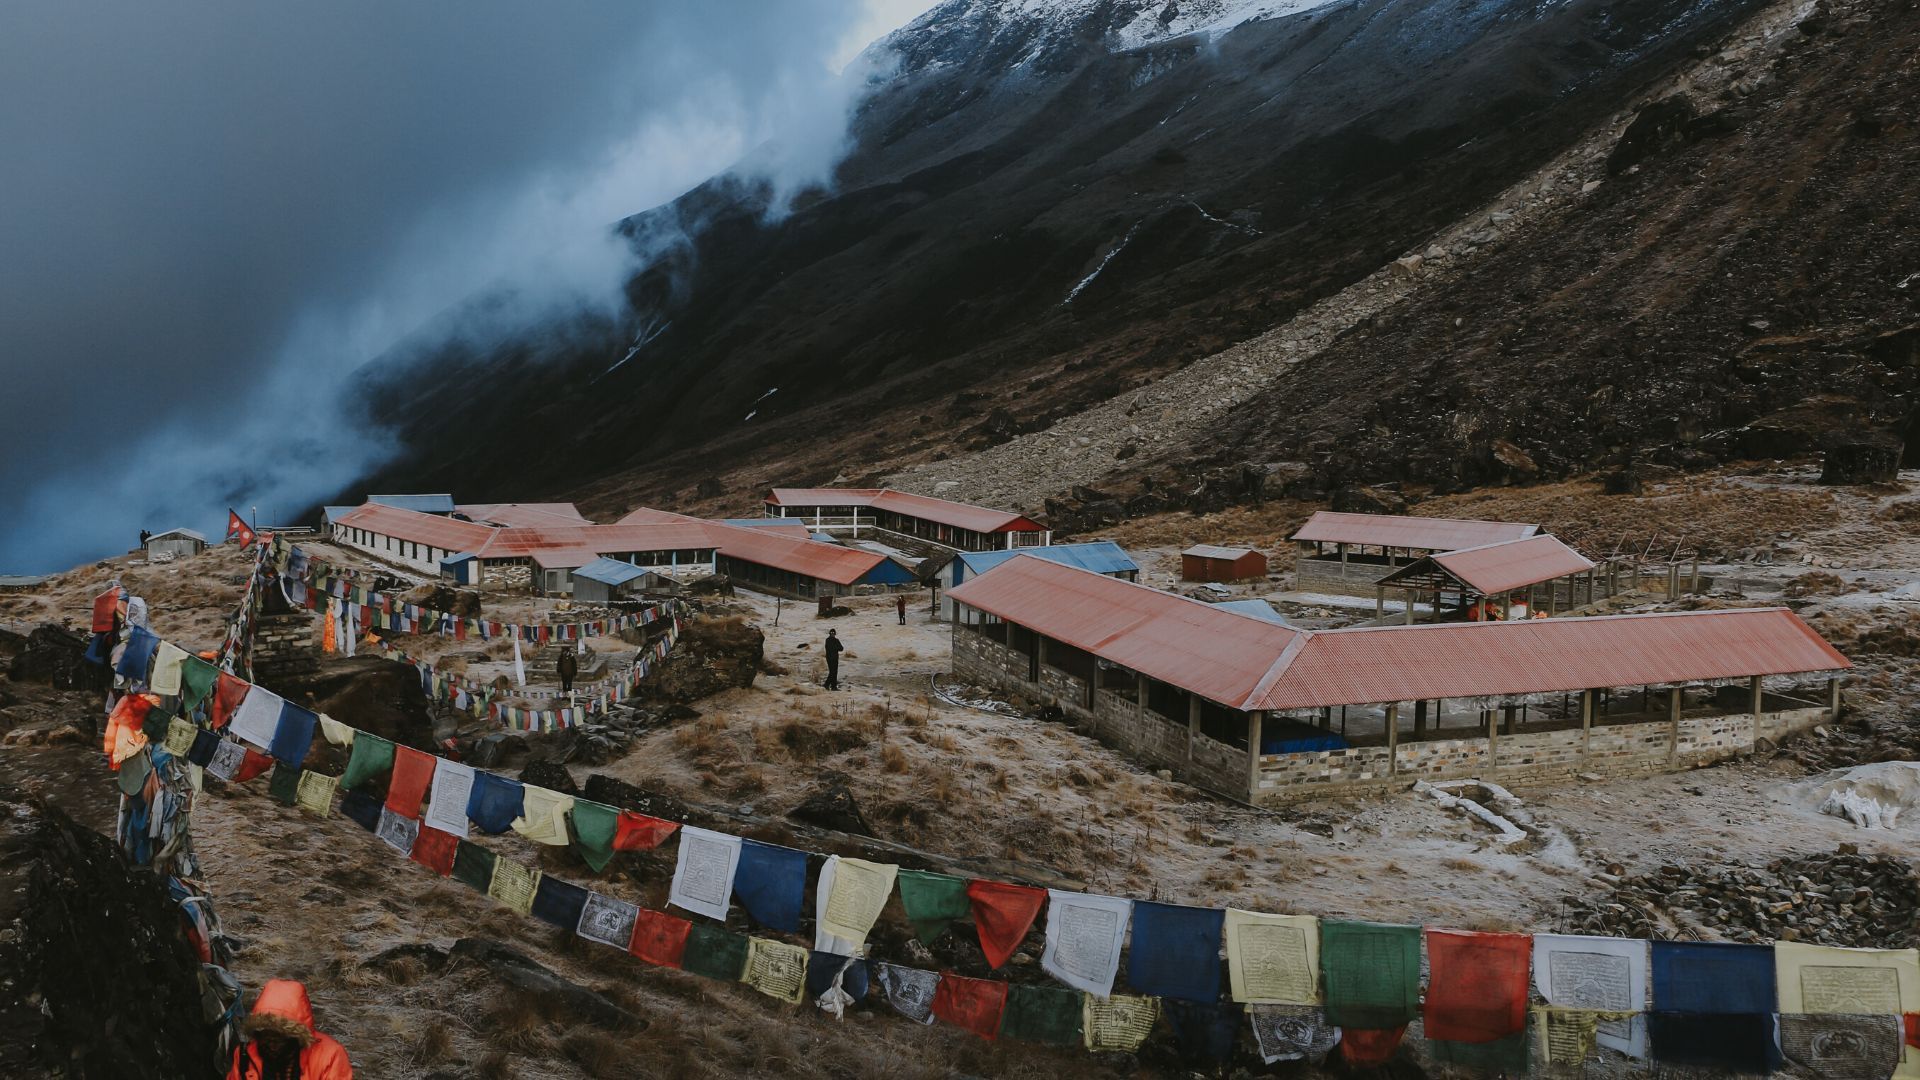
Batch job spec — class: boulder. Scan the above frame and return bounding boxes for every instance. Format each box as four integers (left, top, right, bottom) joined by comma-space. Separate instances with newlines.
581, 774, 689, 823
5, 625, 107, 693
1821, 439, 1903, 485
448, 939, 641, 1031
257, 655, 436, 752
789, 783, 875, 837
519, 759, 578, 795
635, 616, 762, 704
1607, 95, 1697, 176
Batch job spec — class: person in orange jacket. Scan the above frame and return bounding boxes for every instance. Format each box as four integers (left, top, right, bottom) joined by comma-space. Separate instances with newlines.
227, 979, 353, 1079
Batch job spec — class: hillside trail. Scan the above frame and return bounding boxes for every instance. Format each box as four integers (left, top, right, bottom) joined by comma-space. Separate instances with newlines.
885, 0, 1818, 512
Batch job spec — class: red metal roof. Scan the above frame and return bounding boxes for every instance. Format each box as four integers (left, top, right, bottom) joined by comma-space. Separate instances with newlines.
1291, 511, 1539, 551
1387, 535, 1595, 596
456, 503, 591, 528
946, 556, 1304, 707
768, 487, 1044, 534
1183, 544, 1260, 561
471, 523, 715, 559
336, 504, 496, 553
948, 558, 1849, 711
529, 547, 600, 569
1255, 608, 1849, 711
707, 522, 889, 585
617, 506, 700, 525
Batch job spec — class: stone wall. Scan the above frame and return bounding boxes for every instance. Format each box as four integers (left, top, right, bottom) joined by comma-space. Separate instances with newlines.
252, 610, 318, 681
1294, 558, 1399, 597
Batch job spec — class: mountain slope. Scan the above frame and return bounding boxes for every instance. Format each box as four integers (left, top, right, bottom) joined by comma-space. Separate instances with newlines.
351, 0, 1767, 516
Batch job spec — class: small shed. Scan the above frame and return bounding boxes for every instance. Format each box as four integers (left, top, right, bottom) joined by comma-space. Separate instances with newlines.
439, 552, 479, 584
145, 528, 207, 563
572, 557, 674, 603
1181, 544, 1267, 583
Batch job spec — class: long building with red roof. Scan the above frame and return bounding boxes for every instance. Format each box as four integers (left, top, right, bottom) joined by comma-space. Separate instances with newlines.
764, 487, 1050, 552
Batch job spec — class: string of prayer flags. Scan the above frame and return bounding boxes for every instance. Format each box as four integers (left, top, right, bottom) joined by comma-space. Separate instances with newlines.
668, 827, 742, 922
630, 909, 693, 969
270, 702, 317, 766
341, 789, 382, 832
423, 760, 474, 838
1000, 984, 1084, 1046
210, 672, 248, 729
1532, 933, 1648, 1056
1430, 1027, 1531, 1072
567, 800, 620, 872
1127, 901, 1224, 1003
1775, 942, 1920, 1015
410, 826, 460, 876
510, 785, 575, 846
1164, 1000, 1244, 1063
451, 841, 497, 893
487, 857, 541, 916
613, 810, 679, 851
874, 962, 939, 1025
734, 841, 809, 934
1084, 993, 1159, 1053
340, 732, 395, 792
967, 879, 1046, 969
1648, 1012, 1783, 1073
531, 876, 590, 931
577, 893, 639, 950
816, 856, 897, 955
267, 762, 301, 806
295, 770, 337, 816
682, 924, 750, 982
897, 869, 972, 946
1778, 1014, 1904, 1080
228, 685, 282, 751
1338, 1026, 1409, 1068
1224, 909, 1320, 1005
318, 714, 355, 747
1321, 920, 1422, 1028
1650, 940, 1776, 1013
180, 655, 220, 710
932, 972, 1008, 1040
1040, 890, 1130, 997
385, 746, 437, 818
807, 953, 869, 1019
1250, 1004, 1341, 1064
150, 641, 188, 696
465, 772, 525, 834
1423, 929, 1531, 1043
744, 938, 810, 1004
375, 807, 420, 856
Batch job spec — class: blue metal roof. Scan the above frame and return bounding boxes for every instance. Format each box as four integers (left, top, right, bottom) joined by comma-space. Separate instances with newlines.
1212, 599, 1291, 625
956, 542, 1138, 582
440, 552, 477, 566
367, 494, 456, 514
810, 532, 837, 544
322, 506, 356, 521
573, 557, 654, 586
719, 517, 808, 530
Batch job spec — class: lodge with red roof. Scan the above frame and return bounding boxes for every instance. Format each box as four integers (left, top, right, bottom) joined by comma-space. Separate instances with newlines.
764, 487, 1051, 552
946, 555, 1850, 805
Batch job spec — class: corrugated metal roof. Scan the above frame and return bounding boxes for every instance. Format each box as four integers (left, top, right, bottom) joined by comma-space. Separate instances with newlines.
949, 558, 1849, 712
958, 542, 1138, 579
1386, 535, 1596, 596
472, 523, 715, 559
529, 548, 600, 569
1255, 608, 1850, 711
1183, 544, 1259, 561
616, 506, 691, 525
1212, 599, 1290, 625
768, 487, 1044, 534
573, 557, 656, 586
456, 503, 591, 527
148, 528, 207, 543
709, 522, 890, 585
947, 556, 1304, 708
367, 494, 456, 514
338, 504, 497, 552
719, 518, 815, 537
1291, 511, 1539, 551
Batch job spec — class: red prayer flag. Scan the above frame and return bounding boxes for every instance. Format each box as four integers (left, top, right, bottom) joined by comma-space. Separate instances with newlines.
91, 587, 121, 634
629, 909, 692, 968
210, 673, 249, 729
235, 749, 275, 783
932, 972, 1008, 1040
1340, 1026, 1408, 1067
386, 746, 437, 818
1423, 929, 1531, 1043
613, 811, 681, 851
225, 509, 256, 547
409, 826, 460, 876
1906, 1014, 1919, 1049
966, 879, 1047, 969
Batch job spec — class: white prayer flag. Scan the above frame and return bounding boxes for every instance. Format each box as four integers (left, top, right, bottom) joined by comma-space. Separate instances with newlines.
1532, 933, 1649, 1057
424, 759, 475, 837
1041, 889, 1131, 997
667, 827, 742, 922
228, 685, 284, 751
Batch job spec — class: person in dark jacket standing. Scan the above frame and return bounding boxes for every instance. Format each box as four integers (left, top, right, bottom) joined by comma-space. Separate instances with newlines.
557, 646, 578, 694
896, 594, 907, 625
823, 629, 843, 690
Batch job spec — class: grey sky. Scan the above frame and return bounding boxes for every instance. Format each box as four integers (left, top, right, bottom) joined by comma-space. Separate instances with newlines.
0, 1, 932, 573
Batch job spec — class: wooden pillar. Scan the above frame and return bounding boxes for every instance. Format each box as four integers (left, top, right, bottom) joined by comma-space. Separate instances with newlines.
1668, 686, 1683, 761
1187, 695, 1201, 761
1501, 591, 1513, 620
1246, 711, 1264, 802
1413, 699, 1428, 737
1502, 703, 1517, 734
1580, 689, 1594, 757
1385, 704, 1399, 775
1750, 675, 1764, 717
1486, 701, 1498, 767
1828, 677, 1841, 720
1375, 587, 1385, 621
1690, 555, 1701, 594
1339, 543, 1349, 570
1404, 589, 1416, 625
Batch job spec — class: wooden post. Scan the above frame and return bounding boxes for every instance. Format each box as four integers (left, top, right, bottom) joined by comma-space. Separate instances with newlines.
1828, 677, 1841, 720
1690, 555, 1701, 594
1668, 686, 1682, 761
1501, 591, 1513, 620
1404, 589, 1415, 625
1486, 701, 1499, 767
1375, 587, 1385, 621
1187, 695, 1201, 761
1580, 689, 1594, 757
1246, 711, 1264, 802
1135, 672, 1149, 723
1413, 699, 1428, 737
1386, 703, 1399, 775
1750, 675, 1764, 717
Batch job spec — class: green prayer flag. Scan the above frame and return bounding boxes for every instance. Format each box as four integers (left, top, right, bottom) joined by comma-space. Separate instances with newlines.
1320, 920, 1422, 1028
339, 732, 395, 792
682, 924, 750, 982
896, 869, 972, 945
452, 840, 497, 892
1001, 984, 1084, 1046
180, 656, 219, 710
1430, 1030, 1531, 1072
568, 800, 619, 873
268, 762, 302, 806
141, 704, 175, 744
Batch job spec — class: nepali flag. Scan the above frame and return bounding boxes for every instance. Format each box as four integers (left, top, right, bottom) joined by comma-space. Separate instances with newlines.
225, 509, 256, 547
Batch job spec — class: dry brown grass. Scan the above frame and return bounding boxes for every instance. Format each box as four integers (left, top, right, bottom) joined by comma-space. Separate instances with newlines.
561, 1028, 628, 1079
404, 1024, 454, 1071
879, 743, 909, 773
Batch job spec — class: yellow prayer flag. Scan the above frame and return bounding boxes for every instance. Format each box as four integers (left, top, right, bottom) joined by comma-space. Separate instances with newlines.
1084, 993, 1158, 1053
317, 715, 355, 747
163, 717, 198, 757
1534, 1007, 1599, 1065
1775, 942, 1920, 1015
510, 786, 575, 846
295, 771, 338, 815
818, 857, 898, 948
488, 858, 542, 915
744, 937, 809, 1004
1224, 909, 1320, 1004
149, 642, 188, 696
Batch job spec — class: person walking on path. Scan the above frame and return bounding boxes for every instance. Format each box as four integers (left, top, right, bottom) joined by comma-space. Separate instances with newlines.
557, 646, 578, 694
824, 629, 843, 690
896, 594, 907, 625
227, 978, 353, 1079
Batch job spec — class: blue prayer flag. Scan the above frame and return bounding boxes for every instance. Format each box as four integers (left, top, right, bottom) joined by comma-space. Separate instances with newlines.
341, 790, 382, 832
116, 625, 160, 680
1651, 941, 1776, 1014
531, 877, 589, 931
1649, 1012, 1781, 1072
465, 772, 525, 835
270, 702, 317, 766
734, 840, 809, 933
1128, 901, 1224, 1002
807, 953, 870, 1004
1164, 999, 1242, 1061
